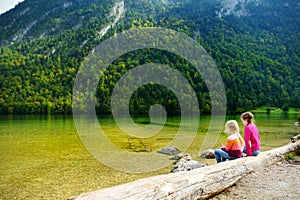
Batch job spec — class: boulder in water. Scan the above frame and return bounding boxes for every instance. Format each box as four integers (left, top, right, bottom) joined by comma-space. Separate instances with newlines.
200, 149, 215, 159
157, 146, 180, 156
171, 153, 205, 173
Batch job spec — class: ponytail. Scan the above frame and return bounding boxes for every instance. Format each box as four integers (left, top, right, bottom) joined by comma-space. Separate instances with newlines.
241, 112, 255, 125
238, 132, 245, 151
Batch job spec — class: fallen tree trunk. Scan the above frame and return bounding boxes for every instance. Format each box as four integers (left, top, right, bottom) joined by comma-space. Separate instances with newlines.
69, 140, 300, 200
291, 133, 300, 143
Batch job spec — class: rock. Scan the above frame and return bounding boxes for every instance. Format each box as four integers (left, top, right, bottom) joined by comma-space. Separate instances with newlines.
200, 149, 215, 159
171, 154, 205, 172
140, 148, 151, 152
173, 153, 184, 160
157, 146, 180, 156
186, 159, 205, 169
183, 153, 192, 160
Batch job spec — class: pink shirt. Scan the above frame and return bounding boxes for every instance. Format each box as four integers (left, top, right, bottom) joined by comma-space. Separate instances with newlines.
244, 123, 260, 156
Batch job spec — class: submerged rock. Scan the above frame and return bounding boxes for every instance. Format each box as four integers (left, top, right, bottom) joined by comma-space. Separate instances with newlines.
157, 146, 180, 156
173, 153, 184, 160
200, 149, 215, 159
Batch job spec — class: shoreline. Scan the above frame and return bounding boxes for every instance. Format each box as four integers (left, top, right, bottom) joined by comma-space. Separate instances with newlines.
69, 139, 300, 200
211, 159, 300, 199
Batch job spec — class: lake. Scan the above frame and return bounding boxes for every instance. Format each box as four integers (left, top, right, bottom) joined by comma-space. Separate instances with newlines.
0, 114, 299, 199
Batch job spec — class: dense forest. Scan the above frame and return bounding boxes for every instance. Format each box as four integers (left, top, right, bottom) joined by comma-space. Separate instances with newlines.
0, 0, 299, 115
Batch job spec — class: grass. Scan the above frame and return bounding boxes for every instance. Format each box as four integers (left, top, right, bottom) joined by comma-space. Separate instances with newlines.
250, 106, 299, 115
285, 151, 300, 161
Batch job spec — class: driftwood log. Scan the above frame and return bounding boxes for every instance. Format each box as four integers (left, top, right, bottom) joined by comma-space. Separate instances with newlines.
291, 134, 300, 143
69, 139, 300, 200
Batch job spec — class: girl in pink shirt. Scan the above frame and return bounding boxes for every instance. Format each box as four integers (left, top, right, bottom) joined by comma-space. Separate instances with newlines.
241, 112, 261, 156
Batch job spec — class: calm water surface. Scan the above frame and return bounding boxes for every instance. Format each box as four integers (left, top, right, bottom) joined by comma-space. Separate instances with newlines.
0, 114, 299, 199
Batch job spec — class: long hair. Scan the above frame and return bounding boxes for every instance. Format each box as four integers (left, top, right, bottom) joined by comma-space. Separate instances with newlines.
241, 111, 255, 125
225, 120, 239, 133
225, 120, 245, 151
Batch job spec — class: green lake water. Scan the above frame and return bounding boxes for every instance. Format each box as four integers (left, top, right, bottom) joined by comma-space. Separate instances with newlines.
0, 114, 299, 199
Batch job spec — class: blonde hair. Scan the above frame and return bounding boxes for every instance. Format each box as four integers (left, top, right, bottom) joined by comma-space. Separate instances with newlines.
225, 120, 240, 134
225, 120, 245, 151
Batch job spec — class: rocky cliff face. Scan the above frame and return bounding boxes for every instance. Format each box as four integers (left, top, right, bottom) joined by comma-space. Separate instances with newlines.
216, 0, 264, 17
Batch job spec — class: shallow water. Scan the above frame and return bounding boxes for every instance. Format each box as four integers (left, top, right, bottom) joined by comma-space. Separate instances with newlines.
0, 114, 298, 199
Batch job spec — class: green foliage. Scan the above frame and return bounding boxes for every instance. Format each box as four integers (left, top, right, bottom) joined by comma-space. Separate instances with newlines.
282, 105, 289, 112
250, 106, 298, 115
0, 0, 299, 114
285, 150, 300, 160
285, 152, 296, 161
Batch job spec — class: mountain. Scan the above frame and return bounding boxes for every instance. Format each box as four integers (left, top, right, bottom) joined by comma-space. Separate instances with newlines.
0, 0, 299, 114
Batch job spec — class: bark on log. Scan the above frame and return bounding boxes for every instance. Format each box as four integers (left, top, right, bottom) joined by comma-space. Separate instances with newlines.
69, 140, 300, 200
291, 134, 300, 143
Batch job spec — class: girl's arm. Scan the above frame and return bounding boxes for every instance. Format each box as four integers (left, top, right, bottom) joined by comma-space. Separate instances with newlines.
224, 138, 233, 152
244, 127, 252, 156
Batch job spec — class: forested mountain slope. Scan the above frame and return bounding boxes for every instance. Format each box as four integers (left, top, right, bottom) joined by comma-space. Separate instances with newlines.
0, 0, 299, 114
